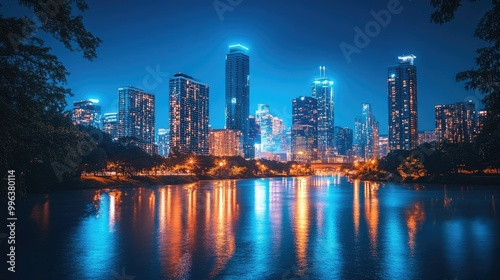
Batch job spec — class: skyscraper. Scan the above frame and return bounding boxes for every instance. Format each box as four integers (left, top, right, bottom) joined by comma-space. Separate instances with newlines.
334, 126, 353, 156
169, 73, 209, 155
157, 128, 170, 157
103, 112, 118, 140
312, 66, 335, 162
256, 104, 273, 152
71, 99, 101, 128
388, 55, 418, 151
435, 101, 476, 143
291, 96, 318, 162
353, 103, 379, 160
117, 87, 155, 154
225, 44, 252, 158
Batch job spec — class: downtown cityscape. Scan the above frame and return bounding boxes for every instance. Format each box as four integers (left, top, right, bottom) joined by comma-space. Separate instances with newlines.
1, 1, 500, 279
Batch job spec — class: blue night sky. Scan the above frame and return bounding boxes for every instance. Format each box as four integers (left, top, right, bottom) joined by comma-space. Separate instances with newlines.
4, 0, 491, 134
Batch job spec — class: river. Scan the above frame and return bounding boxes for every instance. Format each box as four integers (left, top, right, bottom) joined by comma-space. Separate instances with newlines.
5, 176, 500, 279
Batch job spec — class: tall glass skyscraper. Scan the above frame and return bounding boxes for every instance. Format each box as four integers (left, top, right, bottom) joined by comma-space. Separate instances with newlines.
103, 112, 118, 140
354, 103, 379, 160
388, 55, 418, 151
225, 44, 252, 158
117, 87, 155, 154
169, 73, 209, 155
291, 96, 318, 162
312, 66, 334, 162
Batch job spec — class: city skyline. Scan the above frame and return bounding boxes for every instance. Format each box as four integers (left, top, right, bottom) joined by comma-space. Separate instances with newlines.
2, 1, 489, 135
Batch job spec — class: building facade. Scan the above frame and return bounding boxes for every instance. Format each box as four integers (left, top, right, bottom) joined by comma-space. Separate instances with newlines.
312, 66, 335, 162
354, 103, 379, 160
157, 128, 170, 157
225, 44, 253, 158
388, 55, 418, 151
334, 126, 353, 156
435, 101, 476, 143
117, 87, 155, 154
102, 112, 118, 140
291, 96, 318, 162
169, 73, 209, 155
71, 100, 101, 129
209, 129, 242, 157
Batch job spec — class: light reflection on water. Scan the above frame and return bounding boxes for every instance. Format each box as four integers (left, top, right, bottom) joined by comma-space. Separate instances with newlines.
15, 176, 500, 279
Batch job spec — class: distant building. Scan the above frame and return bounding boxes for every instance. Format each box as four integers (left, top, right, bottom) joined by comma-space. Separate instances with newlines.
378, 135, 389, 157
477, 110, 488, 133
312, 66, 335, 161
117, 87, 155, 154
291, 96, 318, 162
157, 128, 170, 157
256, 104, 273, 152
209, 129, 242, 157
169, 73, 209, 155
388, 55, 418, 151
248, 115, 261, 153
354, 103, 379, 160
334, 126, 353, 156
435, 101, 476, 143
102, 112, 118, 140
225, 44, 253, 158
418, 130, 437, 144
71, 100, 101, 128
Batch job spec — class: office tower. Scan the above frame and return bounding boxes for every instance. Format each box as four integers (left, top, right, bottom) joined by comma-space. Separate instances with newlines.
272, 116, 286, 152
102, 112, 118, 140
248, 115, 261, 152
117, 87, 155, 154
71, 99, 101, 129
312, 66, 335, 162
256, 104, 273, 152
418, 130, 437, 145
291, 96, 318, 162
388, 55, 418, 151
334, 126, 353, 156
157, 128, 170, 157
225, 44, 253, 158
208, 129, 242, 157
435, 101, 476, 143
354, 104, 379, 160
169, 73, 209, 155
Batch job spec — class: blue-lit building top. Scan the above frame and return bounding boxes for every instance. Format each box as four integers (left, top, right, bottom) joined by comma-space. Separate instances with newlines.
312, 66, 335, 162
225, 44, 252, 158
388, 55, 418, 151
71, 99, 101, 129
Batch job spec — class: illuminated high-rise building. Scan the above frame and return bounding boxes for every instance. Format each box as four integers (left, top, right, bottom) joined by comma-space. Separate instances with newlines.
71, 99, 101, 129
209, 129, 242, 157
117, 87, 155, 154
312, 66, 335, 162
157, 128, 170, 157
354, 103, 379, 160
225, 44, 253, 158
291, 96, 318, 162
169, 73, 209, 155
435, 101, 476, 143
388, 55, 418, 151
334, 126, 353, 156
477, 110, 488, 133
103, 112, 118, 140
256, 104, 273, 152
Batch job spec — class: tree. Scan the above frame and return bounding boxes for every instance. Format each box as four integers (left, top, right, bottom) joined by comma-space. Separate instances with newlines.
1, 1, 101, 192
431, 1, 500, 167
397, 156, 428, 182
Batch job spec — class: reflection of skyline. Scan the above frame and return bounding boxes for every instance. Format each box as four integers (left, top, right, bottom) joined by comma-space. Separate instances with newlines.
294, 177, 310, 273
24, 178, 500, 279
364, 181, 379, 256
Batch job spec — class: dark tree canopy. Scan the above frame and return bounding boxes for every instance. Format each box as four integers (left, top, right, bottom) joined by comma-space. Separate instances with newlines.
0, 1, 101, 192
